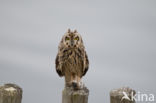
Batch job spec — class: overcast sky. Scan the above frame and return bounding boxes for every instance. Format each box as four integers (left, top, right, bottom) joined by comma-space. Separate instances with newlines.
0, 0, 156, 103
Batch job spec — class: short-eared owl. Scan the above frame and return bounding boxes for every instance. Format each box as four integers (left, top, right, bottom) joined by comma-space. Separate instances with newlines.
55, 29, 89, 89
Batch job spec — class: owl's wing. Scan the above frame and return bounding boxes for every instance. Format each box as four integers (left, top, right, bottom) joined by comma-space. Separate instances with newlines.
55, 53, 64, 77
83, 51, 89, 76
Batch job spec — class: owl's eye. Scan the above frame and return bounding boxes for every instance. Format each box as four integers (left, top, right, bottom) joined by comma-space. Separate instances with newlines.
65, 37, 70, 41
74, 37, 79, 40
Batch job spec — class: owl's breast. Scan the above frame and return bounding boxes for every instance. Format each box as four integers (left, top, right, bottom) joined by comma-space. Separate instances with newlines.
62, 49, 84, 74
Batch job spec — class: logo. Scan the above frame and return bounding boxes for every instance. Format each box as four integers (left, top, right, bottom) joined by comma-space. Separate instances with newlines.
121, 91, 155, 102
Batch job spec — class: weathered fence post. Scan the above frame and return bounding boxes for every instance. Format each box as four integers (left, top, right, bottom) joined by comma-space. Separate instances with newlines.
0, 83, 22, 103
110, 87, 135, 103
62, 86, 89, 103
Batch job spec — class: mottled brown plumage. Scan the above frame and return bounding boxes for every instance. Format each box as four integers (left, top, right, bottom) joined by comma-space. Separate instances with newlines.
55, 29, 89, 89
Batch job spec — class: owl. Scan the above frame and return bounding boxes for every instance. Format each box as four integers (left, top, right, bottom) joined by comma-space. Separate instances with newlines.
55, 29, 89, 89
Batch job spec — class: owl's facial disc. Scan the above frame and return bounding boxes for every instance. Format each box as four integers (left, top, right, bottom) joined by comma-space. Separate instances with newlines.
65, 35, 79, 48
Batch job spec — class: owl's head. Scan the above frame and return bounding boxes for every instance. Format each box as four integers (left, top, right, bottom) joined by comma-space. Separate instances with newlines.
61, 29, 83, 48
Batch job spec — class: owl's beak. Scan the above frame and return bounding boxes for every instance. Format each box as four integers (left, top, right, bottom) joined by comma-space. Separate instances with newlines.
71, 40, 74, 46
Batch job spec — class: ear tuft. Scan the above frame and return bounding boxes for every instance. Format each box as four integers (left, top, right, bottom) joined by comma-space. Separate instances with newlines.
74, 29, 77, 33
68, 28, 71, 33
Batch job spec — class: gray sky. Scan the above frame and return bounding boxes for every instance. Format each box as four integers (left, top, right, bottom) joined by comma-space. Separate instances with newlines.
0, 0, 156, 103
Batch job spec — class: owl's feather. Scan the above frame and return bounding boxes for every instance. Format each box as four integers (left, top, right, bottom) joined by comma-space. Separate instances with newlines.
83, 51, 89, 76
55, 53, 64, 77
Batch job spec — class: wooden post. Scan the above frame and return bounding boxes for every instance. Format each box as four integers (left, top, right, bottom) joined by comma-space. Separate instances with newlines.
62, 86, 89, 103
110, 87, 136, 103
0, 83, 22, 103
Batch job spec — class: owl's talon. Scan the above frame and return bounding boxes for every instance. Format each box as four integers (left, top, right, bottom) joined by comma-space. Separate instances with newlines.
79, 81, 84, 89
72, 82, 77, 88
